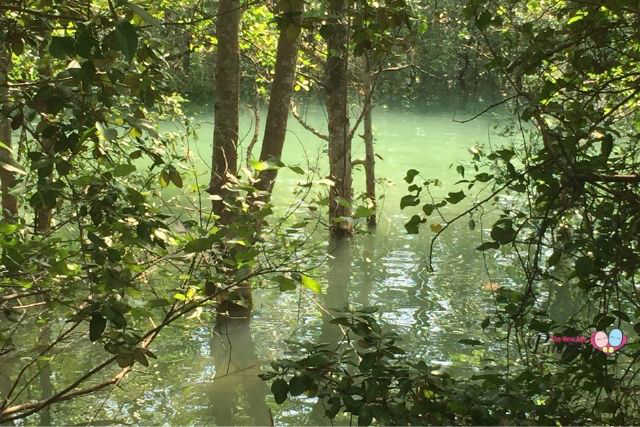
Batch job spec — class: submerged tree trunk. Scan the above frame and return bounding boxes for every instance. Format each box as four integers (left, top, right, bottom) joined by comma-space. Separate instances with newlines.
209, 302, 270, 425
0, 45, 17, 219
324, 0, 352, 237
310, 235, 351, 423
209, 0, 241, 218
256, 0, 304, 195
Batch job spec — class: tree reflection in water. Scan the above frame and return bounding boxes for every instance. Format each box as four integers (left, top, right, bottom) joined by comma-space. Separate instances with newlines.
309, 235, 352, 425
208, 298, 271, 426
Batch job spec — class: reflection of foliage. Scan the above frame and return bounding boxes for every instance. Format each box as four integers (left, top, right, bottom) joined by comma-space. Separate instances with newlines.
262, 307, 462, 425
264, 307, 640, 425
398, 0, 640, 424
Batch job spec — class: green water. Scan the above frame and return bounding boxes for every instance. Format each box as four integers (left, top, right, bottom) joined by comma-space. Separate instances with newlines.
6, 107, 523, 425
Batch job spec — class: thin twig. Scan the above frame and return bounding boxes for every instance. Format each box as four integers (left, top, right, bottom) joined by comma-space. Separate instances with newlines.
452, 96, 516, 123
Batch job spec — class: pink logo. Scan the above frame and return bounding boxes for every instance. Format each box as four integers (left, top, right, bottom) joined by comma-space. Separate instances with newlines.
590, 329, 627, 354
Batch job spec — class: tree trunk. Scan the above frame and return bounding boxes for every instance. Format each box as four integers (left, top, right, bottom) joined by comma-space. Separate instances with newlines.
0, 44, 18, 219
256, 0, 304, 195
35, 136, 53, 234
324, 0, 352, 237
209, 0, 241, 218
183, 31, 192, 74
362, 56, 376, 228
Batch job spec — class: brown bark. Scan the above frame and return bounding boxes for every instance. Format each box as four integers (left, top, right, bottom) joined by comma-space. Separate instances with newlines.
324, 0, 352, 237
209, 0, 242, 218
255, 0, 304, 195
0, 44, 18, 219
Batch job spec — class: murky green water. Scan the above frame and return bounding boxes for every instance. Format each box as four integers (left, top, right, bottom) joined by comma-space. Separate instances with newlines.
5, 106, 523, 425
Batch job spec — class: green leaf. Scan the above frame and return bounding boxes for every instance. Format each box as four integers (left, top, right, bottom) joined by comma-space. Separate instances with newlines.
75, 26, 93, 58
596, 315, 615, 331
354, 206, 375, 218
301, 275, 321, 293
405, 214, 424, 234
446, 191, 466, 204
476, 172, 492, 182
600, 135, 613, 159
575, 256, 594, 279
481, 317, 491, 329
103, 305, 127, 328
289, 375, 309, 396
400, 195, 419, 209
31, 86, 65, 114
127, 3, 161, 26
271, 378, 289, 404
276, 275, 297, 292
113, 164, 136, 177
476, 241, 500, 251
115, 21, 139, 61
169, 167, 183, 188
459, 339, 483, 346
133, 348, 149, 367
251, 159, 280, 171
490, 220, 516, 244
567, 12, 586, 25
404, 169, 419, 183
185, 237, 213, 253
89, 313, 107, 342
289, 165, 305, 175
116, 353, 134, 368
476, 10, 492, 30
50, 36, 75, 59
103, 127, 118, 141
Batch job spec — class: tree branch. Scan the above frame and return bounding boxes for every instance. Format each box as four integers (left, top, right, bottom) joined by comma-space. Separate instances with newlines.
452, 96, 516, 123
290, 101, 329, 141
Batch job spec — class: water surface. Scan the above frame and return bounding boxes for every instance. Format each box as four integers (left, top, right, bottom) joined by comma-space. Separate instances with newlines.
7, 106, 522, 425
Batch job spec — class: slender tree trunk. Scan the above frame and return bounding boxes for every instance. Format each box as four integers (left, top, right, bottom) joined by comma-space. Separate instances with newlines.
324, 0, 352, 237
210, 0, 241, 218
362, 57, 376, 228
0, 44, 18, 219
35, 136, 53, 234
183, 32, 192, 74
256, 0, 304, 195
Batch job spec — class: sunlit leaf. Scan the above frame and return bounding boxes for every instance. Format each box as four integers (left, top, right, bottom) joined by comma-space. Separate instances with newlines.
430, 223, 443, 233
300, 275, 321, 293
